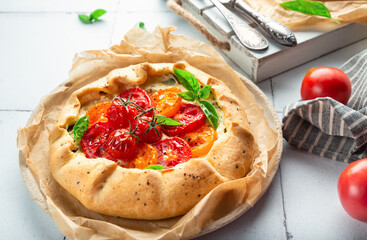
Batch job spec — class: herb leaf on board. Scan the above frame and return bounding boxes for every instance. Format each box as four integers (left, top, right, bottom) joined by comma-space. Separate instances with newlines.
280, 0, 340, 24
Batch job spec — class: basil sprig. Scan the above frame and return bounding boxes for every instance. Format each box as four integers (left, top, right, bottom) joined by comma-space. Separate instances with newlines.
280, 0, 340, 24
79, 9, 107, 24
144, 164, 164, 170
174, 68, 219, 129
156, 115, 183, 126
73, 116, 89, 143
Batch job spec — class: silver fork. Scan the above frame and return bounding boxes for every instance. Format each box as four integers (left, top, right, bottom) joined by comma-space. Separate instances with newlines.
209, 0, 269, 50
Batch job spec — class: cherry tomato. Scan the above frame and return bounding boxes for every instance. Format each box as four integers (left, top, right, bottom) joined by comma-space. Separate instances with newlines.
106, 99, 138, 129
151, 87, 182, 117
135, 117, 162, 143
161, 103, 206, 136
119, 88, 153, 116
153, 137, 192, 168
182, 124, 218, 158
337, 158, 367, 222
85, 102, 112, 126
129, 143, 158, 169
105, 129, 137, 160
301, 67, 351, 105
81, 121, 114, 158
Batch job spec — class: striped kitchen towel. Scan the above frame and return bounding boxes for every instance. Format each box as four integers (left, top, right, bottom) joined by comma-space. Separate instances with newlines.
282, 49, 367, 163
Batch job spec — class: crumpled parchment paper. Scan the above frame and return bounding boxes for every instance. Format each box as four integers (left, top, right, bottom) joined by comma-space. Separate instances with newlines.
243, 0, 367, 29
17, 26, 282, 240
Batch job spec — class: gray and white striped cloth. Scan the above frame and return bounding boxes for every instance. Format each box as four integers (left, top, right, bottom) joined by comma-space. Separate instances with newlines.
282, 49, 367, 163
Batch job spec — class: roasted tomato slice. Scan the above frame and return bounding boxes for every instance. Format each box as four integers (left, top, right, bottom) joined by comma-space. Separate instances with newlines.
182, 124, 218, 158
129, 143, 158, 169
119, 88, 153, 116
161, 103, 206, 136
135, 117, 162, 143
85, 102, 112, 126
81, 121, 114, 158
105, 129, 137, 160
151, 87, 182, 117
106, 98, 138, 129
153, 137, 192, 168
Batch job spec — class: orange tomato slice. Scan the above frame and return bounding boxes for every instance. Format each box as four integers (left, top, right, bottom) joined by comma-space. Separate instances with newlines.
85, 102, 112, 126
150, 87, 182, 117
130, 143, 158, 169
182, 124, 218, 158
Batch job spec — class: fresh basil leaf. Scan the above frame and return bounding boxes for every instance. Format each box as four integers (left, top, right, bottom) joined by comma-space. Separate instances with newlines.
144, 164, 164, 170
134, 21, 146, 30
280, 0, 340, 23
174, 68, 200, 94
199, 101, 219, 130
199, 85, 212, 99
178, 91, 196, 101
90, 9, 107, 20
73, 116, 89, 143
79, 14, 91, 24
156, 115, 184, 126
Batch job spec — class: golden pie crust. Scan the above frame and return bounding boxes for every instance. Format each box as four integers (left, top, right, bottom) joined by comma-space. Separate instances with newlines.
49, 61, 259, 220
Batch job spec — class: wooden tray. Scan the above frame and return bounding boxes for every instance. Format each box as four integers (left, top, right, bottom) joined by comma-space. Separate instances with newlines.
180, 0, 367, 82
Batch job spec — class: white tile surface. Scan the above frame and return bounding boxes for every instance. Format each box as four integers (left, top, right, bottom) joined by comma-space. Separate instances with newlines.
0, 13, 114, 110
111, 11, 209, 46
0, 111, 63, 240
0, 0, 119, 12
2, 1, 367, 239
280, 143, 367, 239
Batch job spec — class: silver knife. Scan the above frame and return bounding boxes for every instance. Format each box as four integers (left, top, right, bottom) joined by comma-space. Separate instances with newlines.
223, 0, 297, 46
210, 0, 268, 51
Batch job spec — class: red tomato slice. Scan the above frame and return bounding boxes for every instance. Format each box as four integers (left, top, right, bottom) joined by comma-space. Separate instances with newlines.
119, 88, 153, 117
106, 98, 138, 129
135, 117, 162, 144
81, 121, 114, 159
161, 103, 206, 136
153, 137, 192, 168
105, 129, 137, 160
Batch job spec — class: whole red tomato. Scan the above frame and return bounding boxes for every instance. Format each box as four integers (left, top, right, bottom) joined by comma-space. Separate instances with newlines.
301, 67, 351, 105
337, 158, 367, 222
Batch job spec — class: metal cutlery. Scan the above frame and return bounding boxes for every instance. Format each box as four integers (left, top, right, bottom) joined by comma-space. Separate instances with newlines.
223, 0, 297, 46
209, 0, 269, 51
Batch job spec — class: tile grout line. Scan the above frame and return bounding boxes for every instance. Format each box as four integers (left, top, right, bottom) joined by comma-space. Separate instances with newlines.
279, 166, 293, 240
0, 10, 171, 14
0, 109, 32, 112
108, 0, 121, 46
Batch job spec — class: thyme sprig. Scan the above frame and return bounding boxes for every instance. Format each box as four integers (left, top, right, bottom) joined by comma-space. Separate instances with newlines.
113, 95, 183, 140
